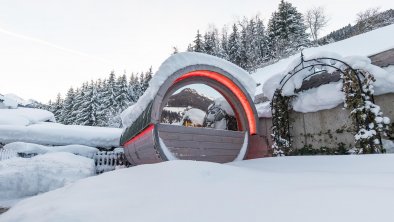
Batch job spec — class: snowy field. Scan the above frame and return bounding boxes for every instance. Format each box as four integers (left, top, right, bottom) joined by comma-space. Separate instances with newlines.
1, 154, 393, 222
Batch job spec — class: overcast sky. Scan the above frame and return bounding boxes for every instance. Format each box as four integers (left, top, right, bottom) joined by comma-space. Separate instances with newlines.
0, 0, 393, 102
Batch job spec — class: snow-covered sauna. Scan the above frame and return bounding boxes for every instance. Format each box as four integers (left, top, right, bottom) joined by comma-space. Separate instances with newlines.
120, 52, 269, 165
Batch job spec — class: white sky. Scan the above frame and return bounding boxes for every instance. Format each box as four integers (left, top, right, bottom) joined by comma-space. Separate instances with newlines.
0, 0, 393, 103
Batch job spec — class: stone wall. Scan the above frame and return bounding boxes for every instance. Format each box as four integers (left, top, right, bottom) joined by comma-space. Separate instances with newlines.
258, 93, 394, 150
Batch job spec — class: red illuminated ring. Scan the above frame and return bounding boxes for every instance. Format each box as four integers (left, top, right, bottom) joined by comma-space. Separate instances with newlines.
173, 70, 257, 135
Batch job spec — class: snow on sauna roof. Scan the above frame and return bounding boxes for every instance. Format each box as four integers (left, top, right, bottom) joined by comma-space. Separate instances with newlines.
252, 24, 394, 95
121, 52, 255, 128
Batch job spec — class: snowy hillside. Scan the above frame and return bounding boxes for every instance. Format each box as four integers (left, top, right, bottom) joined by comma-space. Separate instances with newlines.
1, 154, 394, 222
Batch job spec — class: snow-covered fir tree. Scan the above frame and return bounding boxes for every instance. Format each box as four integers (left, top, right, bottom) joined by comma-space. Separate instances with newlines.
267, 0, 309, 59
61, 88, 76, 125
193, 30, 204, 52
48, 68, 151, 127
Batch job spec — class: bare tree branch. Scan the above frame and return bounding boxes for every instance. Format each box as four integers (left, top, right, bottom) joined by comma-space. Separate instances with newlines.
304, 6, 329, 42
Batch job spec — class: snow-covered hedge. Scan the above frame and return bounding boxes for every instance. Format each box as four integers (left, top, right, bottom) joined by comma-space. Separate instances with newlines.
0, 122, 122, 148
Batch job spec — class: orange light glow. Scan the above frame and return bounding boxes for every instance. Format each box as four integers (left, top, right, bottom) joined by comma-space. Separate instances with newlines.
174, 70, 257, 135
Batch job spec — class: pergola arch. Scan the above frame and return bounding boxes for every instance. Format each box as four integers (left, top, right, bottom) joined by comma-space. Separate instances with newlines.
270, 53, 385, 155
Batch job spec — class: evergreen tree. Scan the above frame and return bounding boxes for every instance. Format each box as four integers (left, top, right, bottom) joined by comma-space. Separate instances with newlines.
193, 30, 204, 52
267, 0, 309, 58
103, 71, 118, 121
61, 88, 76, 125
52, 93, 63, 123
73, 83, 88, 125
255, 17, 269, 63
78, 81, 100, 126
218, 27, 230, 60
228, 24, 241, 65
115, 73, 131, 112
238, 22, 249, 70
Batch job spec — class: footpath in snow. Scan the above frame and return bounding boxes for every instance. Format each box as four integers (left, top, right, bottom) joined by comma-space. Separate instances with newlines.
1, 154, 393, 222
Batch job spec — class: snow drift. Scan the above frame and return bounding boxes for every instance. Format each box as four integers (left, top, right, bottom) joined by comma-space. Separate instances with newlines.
1, 154, 394, 222
0, 152, 95, 200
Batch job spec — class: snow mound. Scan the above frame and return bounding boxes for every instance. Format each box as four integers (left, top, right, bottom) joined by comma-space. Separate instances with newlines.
183, 108, 206, 125
0, 94, 18, 109
0, 152, 95, 200
0, 108, 55, 126
121, 52, 255, 128
0, 122, 121, 148
3, 93, 31, 106
2, 155, 394, 222
4, 142, 99, 158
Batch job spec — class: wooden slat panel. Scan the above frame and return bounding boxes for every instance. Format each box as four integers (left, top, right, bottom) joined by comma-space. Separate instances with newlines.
163, 139, 242, 150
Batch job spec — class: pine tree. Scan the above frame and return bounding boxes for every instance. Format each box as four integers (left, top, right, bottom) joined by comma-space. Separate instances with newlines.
52, 93, 63, 123
255, 17, 269, 63
61, 88, 76, 125
95, 79, 109, 126
193, 30, 204, 52
228, 24, 241, 66
115, 73, 131, 112
203, 27, 220, 56
238, 22, 249, 70
267, 0, 309, 58
73, 83, 88, 125
103, 71, 118, 121
218, 26, 229, 60
78, 81, 100, 126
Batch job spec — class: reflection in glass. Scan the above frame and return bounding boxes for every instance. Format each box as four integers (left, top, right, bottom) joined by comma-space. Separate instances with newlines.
160, 84, 238, 131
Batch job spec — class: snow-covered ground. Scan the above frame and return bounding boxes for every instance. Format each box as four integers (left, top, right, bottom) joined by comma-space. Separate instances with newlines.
0, 122, 121, 148
1, 154, 393, 222
0, 152, 95, 202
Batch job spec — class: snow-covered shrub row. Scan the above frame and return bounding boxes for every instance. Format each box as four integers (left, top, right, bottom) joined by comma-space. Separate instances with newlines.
3, 142, 99, 158
0, 152, 95, 200
0, 122, 122, 148
121, 52, 255, 128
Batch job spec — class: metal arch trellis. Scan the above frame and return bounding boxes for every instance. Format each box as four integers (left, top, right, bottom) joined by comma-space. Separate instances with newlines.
270, 52, 382, 155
